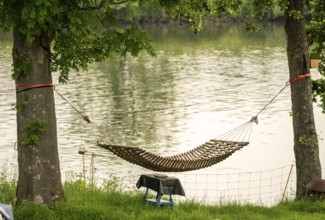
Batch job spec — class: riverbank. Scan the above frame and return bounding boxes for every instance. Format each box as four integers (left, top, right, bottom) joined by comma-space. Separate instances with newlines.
1, 176, 325, 220
11, 184, 325, 220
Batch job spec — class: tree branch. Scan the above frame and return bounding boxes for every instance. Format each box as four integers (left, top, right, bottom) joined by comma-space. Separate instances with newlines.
79, 0, 105, 11
97, 15, 110, 29
112, 0, 128, 4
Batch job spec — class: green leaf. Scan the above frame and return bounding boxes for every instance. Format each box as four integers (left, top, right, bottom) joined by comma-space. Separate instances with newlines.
21, 122, 50, 145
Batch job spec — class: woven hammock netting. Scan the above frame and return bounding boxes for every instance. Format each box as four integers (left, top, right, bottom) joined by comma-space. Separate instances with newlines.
97, 118, 256, 172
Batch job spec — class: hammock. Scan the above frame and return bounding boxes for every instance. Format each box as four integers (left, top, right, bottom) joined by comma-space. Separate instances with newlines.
97, 140, 249, 172
54, 63, 306, 172
97, 119, 256, 172
55, 86, 255, 172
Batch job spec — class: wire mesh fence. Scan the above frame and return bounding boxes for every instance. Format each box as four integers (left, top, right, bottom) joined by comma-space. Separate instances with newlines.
173, 164, 298, 206
93, 161, 325, 206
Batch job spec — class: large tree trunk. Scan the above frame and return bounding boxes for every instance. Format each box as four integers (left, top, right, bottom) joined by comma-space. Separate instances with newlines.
12, 27, 65, 204
284, 0, 322, 198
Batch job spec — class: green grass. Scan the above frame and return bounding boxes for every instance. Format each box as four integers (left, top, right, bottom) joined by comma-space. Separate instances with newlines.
1, 175, 325, 220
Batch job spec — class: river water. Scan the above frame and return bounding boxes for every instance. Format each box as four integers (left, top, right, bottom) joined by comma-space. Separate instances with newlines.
0, 23, 324, 205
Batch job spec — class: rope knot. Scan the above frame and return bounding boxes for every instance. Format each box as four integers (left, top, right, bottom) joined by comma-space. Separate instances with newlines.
83, 115, 91, 124
250, 116, 258, 124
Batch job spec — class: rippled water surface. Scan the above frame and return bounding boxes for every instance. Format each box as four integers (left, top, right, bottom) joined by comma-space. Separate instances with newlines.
1, 24, 324, 204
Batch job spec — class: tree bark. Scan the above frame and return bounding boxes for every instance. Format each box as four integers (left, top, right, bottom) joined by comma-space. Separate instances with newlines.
284, 0, 322, 198
13, 27, 65, 204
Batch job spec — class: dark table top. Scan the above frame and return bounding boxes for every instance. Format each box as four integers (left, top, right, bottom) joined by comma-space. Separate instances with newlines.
136, 174, 186, 196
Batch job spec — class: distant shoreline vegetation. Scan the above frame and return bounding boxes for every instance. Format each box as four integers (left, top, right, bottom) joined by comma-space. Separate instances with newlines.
116, 12, 286, 27
113, 1, 287, 26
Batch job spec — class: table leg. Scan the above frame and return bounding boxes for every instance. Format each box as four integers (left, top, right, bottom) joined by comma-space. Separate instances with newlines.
169, 195, 174, 210
156, 194, 162, 209
143, 188, 149, 203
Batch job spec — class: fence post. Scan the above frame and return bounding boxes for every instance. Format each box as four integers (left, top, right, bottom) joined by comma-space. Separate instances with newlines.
281, 163, 294, 202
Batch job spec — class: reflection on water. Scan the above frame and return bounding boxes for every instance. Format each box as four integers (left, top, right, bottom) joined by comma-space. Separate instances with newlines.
0, 23, 324, 205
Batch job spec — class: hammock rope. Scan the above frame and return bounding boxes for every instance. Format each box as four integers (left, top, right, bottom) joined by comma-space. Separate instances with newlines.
216, 118, 256, 142
55, 69, 311, 172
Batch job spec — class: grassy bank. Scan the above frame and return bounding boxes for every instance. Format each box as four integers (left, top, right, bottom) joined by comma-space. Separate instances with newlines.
13, 185, 325, 220
1, 175, 325, 220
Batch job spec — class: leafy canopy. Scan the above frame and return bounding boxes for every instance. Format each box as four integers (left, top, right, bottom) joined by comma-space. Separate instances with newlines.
306, 0, 325, 112
0, 0, 244, 83
0, 0, 324, 108
0, 0, 156, 83
239, 0, 325, 112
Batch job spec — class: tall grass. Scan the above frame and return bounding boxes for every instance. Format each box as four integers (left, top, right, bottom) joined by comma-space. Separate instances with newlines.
0, 163, 17, 204
1, 169, 325, 220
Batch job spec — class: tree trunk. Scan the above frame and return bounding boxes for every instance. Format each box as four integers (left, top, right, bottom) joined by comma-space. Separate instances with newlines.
284, 0, 322, 198
13, 27, 65, 204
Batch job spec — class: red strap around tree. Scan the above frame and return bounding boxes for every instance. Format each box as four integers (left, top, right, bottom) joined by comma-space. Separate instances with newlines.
289, 73, 311, 84
16, 83, 54, 89
16, 83, 54, 93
